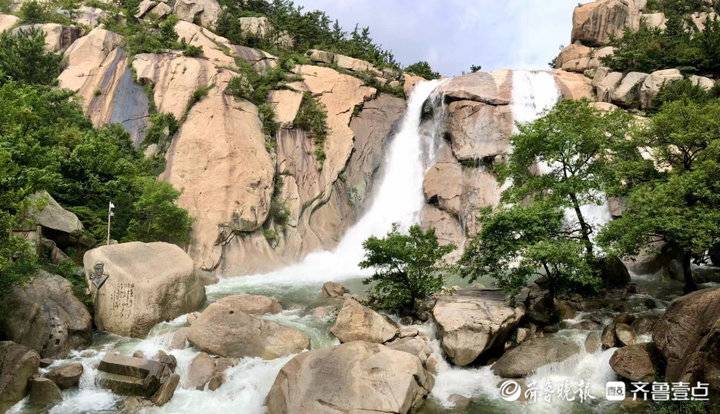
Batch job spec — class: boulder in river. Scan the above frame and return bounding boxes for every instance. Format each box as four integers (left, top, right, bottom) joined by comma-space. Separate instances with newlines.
266, 341, 433, 414
96, 353, 163, 397
320, 281, 348, 298
0, 270, 92, 358
212, 294, 282, 315
653, 287, 720, 392
610, 343, 660, 382
83, 241, 206, 338
492, 336, 581, 378
27, 376, 62, 409
433, 289, 524, 366
330, 298, 399, 343
0, 341, 41, 413
45, 362, 83, 389
187, 299, 309, 359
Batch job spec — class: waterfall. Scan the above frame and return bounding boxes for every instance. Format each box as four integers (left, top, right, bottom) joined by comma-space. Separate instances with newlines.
211, 79, 444, 290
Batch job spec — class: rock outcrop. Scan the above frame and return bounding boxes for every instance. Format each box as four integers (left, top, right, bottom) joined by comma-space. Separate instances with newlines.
187, 297, 309, 359
25, 191, 84, 235
0, 13, 20, 32
59, 28, 149, 145
0, 341, 40, 413
46, 363, 83, 389
27, 376, 62, 410
266, 341, 433, 414
653, 288, 720, 391
0, 270, 92, 358
571, 0, 642, 46
330, 298, 399, 343
433, 289, 524, 366
173, 0, 221, 29
492, 337, 581, 378
83, 242, 206, 338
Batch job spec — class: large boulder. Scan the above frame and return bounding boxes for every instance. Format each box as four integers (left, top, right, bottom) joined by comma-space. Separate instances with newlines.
610, 343, 660, 382
266, 341, 433, 414
438, 71, 511, 105
95, 353, 163, 397
27, 376, 62, 409
330, 298, 399, 343
0, 341, 40, 413
83, 242, 206, 338
572, 0, 642, 46
0, 14, 20, 32
187, 299, 309, 359
492, 337, 581, 378
173, 0, 220, 29
653, 288, 720, 391
25, 191, 83, 235
45, 363, 83, 389
598, 255, 631, 288
211, 294, 282, 315
320, 281, 348, 298
433, 289, 524, 366
594, 69, 624, 102
639, 69, 683, 109
554, 70, 595, 100
611, 72, 649, 107
0, 270, 92, 358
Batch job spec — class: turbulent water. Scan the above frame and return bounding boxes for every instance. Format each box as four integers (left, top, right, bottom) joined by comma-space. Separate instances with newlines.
11, 73, 630, 414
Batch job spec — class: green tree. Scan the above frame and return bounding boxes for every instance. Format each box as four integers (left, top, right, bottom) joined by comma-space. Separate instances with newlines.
599, 99, 720, 293
461, 202, 598, 299
404, 61, 440, 80
501, 99, 632, 260
360, 224, 454, 317
0, 29, 63, 86
125, 178, 193, 246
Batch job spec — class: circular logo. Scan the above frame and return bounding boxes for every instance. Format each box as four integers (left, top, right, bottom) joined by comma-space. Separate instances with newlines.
499, 379, 522, 402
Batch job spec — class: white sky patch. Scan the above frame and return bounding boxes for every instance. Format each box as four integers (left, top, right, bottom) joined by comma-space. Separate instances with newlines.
295, 0, 593, 75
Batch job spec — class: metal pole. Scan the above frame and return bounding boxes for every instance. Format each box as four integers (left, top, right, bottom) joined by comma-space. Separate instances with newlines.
106, 202, 112, 245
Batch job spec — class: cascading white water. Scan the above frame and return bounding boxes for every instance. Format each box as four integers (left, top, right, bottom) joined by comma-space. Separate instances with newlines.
210, 79, 444, 291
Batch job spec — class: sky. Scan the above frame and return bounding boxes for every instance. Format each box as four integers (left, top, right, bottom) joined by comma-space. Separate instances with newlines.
294, 0, 589, 76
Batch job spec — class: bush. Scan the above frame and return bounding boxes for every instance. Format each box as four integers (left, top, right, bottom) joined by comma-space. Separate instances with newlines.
185, 85, 211, 115
294, 92, 328, 163
651, 78, 714, 111
18, 0, 71, 25
361, 224, 454, 317
0, 29, 62, 86
144, 112, 179, 148
404, 61, 440, 80
181, 40, 203, 57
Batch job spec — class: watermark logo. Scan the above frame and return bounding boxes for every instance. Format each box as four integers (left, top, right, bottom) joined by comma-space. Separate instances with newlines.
606, 381, 626, 401
499, 380, 522, 401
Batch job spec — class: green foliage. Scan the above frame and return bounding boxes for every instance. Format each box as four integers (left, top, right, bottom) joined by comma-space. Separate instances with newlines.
124, 177, 193, 246
144, 112, 179, 148
501, 99, 633, 258
0, 82, 192, 273
651, 77, 716, 111
0, 0, 10, 13
461, 202, 599, 296
180, 40, 203, 57
44, 259, 91, 308
0, 29, 63, 86
646, 0, 709, 16
603, 13, 720, 75
185, 84, 211, 115
294, 92, 328, 163
258, 102, 279, 140
216, 0, 398, 69
599, 99, 720, 291
404, 61, 441, 80
125, 16, 183, 55
469, 64, 482, 73
268, 174, 289, 227
361, 224, 454, 317
18, 0, 72, 25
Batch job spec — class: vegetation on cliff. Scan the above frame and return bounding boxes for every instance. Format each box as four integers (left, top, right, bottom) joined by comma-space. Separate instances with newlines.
0, 31, 192, 296
603, 2, 720, 75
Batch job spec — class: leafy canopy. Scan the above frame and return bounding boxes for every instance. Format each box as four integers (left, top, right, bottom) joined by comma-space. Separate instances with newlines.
404, 61, 441, 80
599, 100, 720, 268
360, 224, 454, 317
0, 29, 62, 86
